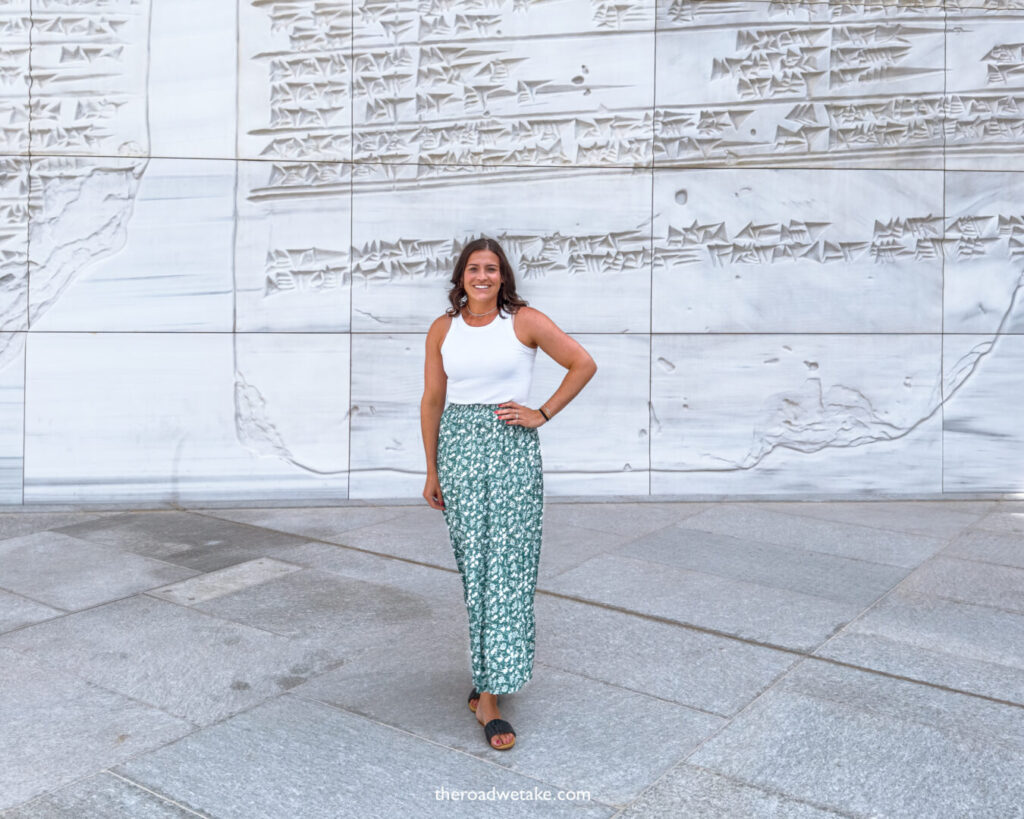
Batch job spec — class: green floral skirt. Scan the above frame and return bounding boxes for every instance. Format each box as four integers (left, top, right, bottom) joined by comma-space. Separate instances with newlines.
437, 402, 544, 695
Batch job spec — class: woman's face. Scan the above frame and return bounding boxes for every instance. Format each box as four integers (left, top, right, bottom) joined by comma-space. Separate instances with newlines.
463, 249, 502, 299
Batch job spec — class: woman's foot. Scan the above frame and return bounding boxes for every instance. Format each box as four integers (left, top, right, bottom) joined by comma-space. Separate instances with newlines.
475, 691, 515, 749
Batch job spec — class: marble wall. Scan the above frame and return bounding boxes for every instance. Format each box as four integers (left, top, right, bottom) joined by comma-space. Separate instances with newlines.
1, 0, 1022, 504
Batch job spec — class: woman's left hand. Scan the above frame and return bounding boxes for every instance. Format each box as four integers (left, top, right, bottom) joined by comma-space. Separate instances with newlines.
496, 401, 546, 428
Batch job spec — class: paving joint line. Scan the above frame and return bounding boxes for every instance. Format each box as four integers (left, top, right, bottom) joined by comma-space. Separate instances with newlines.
105, 771, 211, 818
284, 689, 620, 810
186, 510, 1024, 711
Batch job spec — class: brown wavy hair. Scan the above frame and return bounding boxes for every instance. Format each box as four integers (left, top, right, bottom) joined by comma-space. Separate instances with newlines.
445, 237, 529, 318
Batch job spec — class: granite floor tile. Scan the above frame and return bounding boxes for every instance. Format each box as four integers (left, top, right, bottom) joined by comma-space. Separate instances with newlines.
148, 557, 303, 606
54, 511, 313, 573
0, 512, 112, 541
0, 531, 197, 611
296, 661, 723, 807
942, 528, 1024, 569
534, 596, 798, 718
689, 658, 1024, 817
619, 763, 848, 819
612, 525, 906, 606
191, 565, 447, 653
3, 772, 198, 818
541, 502, 710, 539
898, 556, 1024, 613
752, 500, 989, 539
115, 695, 615, 818
289, 614, 491, 730
0, 595, 343, 726
975, 509, 1024, 536
537, 523, 637, 581
679, 505, 947, 568
255, 540, 463, 608
816, 587, 1024, 704
0, 590, 63, 634
6, 498, 1020, 816
323, 506, 456, 566
542, 553, 861, 652
199, 504, 409, 541
0, 647, 192, 811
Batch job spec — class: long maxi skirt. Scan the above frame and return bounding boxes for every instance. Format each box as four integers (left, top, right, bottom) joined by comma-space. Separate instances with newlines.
437, 402, 544, 695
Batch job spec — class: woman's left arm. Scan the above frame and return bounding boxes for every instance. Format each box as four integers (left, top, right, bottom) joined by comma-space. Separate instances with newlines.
496, 307, 597, 428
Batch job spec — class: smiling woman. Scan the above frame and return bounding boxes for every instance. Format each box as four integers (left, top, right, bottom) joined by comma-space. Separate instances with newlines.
419, 236, 597, 752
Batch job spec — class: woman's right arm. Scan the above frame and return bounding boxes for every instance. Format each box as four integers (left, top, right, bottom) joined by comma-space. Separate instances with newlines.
421, 316, 449, 510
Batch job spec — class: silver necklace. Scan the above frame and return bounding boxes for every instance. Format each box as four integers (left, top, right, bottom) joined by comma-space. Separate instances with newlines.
465, 304, 498, 317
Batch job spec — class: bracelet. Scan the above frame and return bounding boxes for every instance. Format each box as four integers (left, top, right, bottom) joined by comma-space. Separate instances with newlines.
538, 406, 550, 421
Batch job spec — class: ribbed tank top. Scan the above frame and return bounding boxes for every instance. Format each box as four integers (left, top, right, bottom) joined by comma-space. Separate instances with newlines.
441, 310, 537, 405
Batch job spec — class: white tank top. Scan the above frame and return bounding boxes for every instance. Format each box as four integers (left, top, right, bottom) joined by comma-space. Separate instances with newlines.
441, 310, 537, 404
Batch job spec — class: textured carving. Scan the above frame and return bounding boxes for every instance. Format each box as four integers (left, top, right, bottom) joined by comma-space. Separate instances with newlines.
359, 0, 651, 42
655, 94, 1024, 166
984, 40, 1024, 85
240, 1, 353, 161
10, 0, 1024, 501
657, 2, 1024, 168
27, 157, 148, 334
0, 2, 29, 154
0, 159, 27, 344
2, 0, 147, 372
28, 0, 149, 154
354, 111, 652, 172
342, 206, 1024, 288
350, 229, 651, 286
263, 248, 348, 299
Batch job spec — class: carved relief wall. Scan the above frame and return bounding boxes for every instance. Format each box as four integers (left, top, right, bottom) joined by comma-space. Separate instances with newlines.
1, 0, 1022, 503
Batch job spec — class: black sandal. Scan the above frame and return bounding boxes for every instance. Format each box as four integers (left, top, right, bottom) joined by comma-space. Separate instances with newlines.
484, 718, 516, 750
468, 688, 479, 712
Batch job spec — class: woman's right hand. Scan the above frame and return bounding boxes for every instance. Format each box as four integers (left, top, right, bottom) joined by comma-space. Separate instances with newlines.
423, 474, 445, 510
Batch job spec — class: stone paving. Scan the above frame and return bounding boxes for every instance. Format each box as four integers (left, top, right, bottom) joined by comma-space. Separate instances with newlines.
1, 498, 1023, 817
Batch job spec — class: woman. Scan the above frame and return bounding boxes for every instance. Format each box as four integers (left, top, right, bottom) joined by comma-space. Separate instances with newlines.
420, 236, 597, 751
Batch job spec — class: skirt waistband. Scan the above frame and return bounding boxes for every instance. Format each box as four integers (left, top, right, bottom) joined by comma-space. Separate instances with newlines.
440, 402, 539, 436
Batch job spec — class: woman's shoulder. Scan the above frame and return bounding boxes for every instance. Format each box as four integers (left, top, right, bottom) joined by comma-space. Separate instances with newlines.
427, 312, 455, 345
512, 305, 552, 328
429, 311, 456, 329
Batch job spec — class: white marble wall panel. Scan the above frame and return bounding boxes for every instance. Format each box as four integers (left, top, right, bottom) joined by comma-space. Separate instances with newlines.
526, 333, 650, 495
233, 333, 350, 483
348, 333, 426, 499
944, 170, 1024, 335
350, 166, 652, 334
3, 0, 1024, 504
650, 333, 944, 495
349, 330, 645, 498
234, 159, 351, 332
652, 168, 944, 333
28, 0, 151, 157
0, 157, 27, 351
352, 14, 654, 170
28, 158, 235, 332
238, 0, 353, 163
944, 11, 1024, 171
943, 333, 1024, 492
24, 333, 348, 502
355, 0, 654, 45
26, 157, 149, 335
148, 0, 236, 159
0, 1, 29, 155
654, 2, 947, 169
656, 1, 950, 30
0, 331, 23, 502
